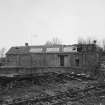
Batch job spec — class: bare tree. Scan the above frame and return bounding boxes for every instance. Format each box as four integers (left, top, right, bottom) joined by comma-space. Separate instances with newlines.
77, 37, 86, 44
45, 37, 62, 46
0, 48, 6, 58
51, 37, 62, 45
102, 39, 105, 51
45, 41, 52, 46
78, 37, 97, 45
86, 37, 92, 44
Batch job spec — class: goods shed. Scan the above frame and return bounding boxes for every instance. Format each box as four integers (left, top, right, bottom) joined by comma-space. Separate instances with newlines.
5, 43, 99, 69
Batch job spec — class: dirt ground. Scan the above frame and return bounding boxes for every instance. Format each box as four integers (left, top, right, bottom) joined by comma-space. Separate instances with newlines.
0, 76, 105, 105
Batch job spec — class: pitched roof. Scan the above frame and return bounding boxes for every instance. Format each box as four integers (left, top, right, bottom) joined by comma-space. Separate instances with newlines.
6, 44, 77, 55
6, 46, 29, 54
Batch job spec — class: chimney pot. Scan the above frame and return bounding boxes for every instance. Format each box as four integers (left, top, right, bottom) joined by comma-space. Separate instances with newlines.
25, 43, 28, 46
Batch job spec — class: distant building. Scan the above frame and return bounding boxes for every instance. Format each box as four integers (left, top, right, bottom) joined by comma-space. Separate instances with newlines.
5, 43, 100, 70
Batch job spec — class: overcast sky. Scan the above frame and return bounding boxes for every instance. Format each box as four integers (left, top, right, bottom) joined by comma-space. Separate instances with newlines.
0, 0, 105, 49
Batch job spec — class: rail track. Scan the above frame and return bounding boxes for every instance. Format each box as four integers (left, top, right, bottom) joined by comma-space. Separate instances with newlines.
0, 72, 95, 85
0, 79, 105, 105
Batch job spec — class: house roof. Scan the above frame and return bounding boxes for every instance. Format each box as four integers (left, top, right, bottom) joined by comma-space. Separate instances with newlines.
6, 46, 28, 54
6, 44, 77, 55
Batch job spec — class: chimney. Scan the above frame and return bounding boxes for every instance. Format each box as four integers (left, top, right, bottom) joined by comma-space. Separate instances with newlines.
25, 43, 29, 47
93, 40, 97, 44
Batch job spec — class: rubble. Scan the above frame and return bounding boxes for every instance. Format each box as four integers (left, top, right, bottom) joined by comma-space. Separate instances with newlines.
0, 73, 105, 105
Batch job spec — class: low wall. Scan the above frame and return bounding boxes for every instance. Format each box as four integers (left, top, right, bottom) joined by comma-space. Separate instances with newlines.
0, 66, 93, 77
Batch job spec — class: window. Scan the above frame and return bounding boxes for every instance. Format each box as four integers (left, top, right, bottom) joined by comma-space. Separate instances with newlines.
30, 48, 42, 53
63, 46, 77, 52
46, 48, 59, 52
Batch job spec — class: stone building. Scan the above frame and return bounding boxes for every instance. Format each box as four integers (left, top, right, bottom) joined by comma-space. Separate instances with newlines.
5, 43, 99, 70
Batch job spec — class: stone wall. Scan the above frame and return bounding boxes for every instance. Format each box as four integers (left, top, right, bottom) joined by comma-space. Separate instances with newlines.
0, 66, 90, 76
6, 52, 100, 69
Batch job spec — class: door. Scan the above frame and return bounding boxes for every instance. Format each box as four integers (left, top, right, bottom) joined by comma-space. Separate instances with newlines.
59, 55, 64, 66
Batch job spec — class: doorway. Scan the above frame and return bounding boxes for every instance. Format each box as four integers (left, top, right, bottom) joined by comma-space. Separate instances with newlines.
59, 55, 64, 66
75, 58, 79, 66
